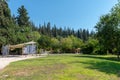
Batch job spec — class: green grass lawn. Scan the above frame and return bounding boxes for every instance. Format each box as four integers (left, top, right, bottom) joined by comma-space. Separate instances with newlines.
0, 54, 120, 80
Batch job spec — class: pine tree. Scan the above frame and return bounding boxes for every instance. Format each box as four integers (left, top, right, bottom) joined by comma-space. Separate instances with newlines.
0, 0, 11, 28
17, 5, 30, 27
52, 25, 57, 37
47, 22, 51, 36
0, 0, 18, 45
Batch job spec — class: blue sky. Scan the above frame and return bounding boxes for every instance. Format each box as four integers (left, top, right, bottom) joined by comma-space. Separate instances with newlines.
8, 0, 118, 31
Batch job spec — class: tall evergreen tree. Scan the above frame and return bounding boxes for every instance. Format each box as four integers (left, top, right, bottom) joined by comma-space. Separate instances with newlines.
52, 25, 57, 37
0, 0, 18, 45
0, 0, 11, 28
17, 5, 30, 27
47, 22, 51, 36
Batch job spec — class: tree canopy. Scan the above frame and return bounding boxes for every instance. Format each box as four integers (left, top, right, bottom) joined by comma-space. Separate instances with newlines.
95, 1, 120, 58
3, 0, 120, 56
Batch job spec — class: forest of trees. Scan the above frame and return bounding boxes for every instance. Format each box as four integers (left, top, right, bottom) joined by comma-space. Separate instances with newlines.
37, 22, 94, 41
1, 0, 120, 58
0, 0, 95, 54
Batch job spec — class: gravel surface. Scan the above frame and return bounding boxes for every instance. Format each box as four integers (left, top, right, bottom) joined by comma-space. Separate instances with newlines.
0, 55, 45, 70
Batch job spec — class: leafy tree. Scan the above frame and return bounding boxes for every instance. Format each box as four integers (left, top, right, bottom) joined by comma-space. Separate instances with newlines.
110, 0, 120, 58
61, 37, 73, 53
30, 31, 41, 42
69, 35, 83, 50
16, 31, 28, 43
95, 14, 114, 53
95, 0, 120, 57
37, 35, 51, 50
81, 38, 99, 54
51, 38, 60, 52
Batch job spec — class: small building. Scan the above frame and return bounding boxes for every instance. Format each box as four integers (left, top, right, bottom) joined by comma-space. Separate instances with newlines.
1, 41, 37, 55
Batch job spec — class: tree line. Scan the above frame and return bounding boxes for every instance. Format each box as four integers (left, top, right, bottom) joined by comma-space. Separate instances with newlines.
0, 0, 95, 54
1, 0, 120, 58
36, 22, 94, 41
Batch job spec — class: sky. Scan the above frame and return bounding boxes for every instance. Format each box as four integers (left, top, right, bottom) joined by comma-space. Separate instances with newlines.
8, 0, 118, 31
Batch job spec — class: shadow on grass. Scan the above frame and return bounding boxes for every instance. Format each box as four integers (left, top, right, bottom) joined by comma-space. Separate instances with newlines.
81, 60, 120, 77
74, 55, 120, 62
74, 55, 120, 77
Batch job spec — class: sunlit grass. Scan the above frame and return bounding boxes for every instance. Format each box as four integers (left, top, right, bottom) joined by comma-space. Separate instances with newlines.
0, 54, 120, 80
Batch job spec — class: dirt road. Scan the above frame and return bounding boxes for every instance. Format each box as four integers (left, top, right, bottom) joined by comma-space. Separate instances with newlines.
0, 55, 44, 70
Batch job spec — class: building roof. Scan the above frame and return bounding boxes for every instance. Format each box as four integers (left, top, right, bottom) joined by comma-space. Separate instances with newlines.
9, 41, 36, 50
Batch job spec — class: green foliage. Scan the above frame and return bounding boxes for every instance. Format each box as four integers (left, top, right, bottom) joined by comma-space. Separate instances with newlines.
15, 27, 34, 43
51, 38, 60, 52
38, 22, 94, 42
17, 5, 30, 27
37, 35, 51, 50
95, 1, 120, 56
31, 31, 41, 42
60, 35, 83, 53
16, 32, 28, 43
69, 35, 83, 49
0, 1, 89, 54
0, 1, 31, 46
81, 38, 99, 54
61, 37, 73, 52
0, 0, 12, 28
0, 0, 19, 45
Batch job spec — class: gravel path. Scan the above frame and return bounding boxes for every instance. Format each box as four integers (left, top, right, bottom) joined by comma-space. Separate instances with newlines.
0, 55, 45, 70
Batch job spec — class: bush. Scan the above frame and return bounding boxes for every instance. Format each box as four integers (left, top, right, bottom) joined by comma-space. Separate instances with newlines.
81, 44, 93, 54
37, 35, 51, 49
81, 38, 99, 54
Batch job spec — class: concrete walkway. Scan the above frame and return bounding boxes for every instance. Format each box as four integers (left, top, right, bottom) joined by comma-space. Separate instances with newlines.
0, 55, 45, 70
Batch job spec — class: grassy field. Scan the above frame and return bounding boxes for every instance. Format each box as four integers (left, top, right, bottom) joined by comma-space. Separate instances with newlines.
0, 54, 120, 80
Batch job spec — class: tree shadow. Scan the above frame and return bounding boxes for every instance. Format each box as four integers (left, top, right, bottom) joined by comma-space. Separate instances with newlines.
74, 55, 120, 62
74, 55, 120, 77
75, 55, 120, 77
81, 60, 120, 77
